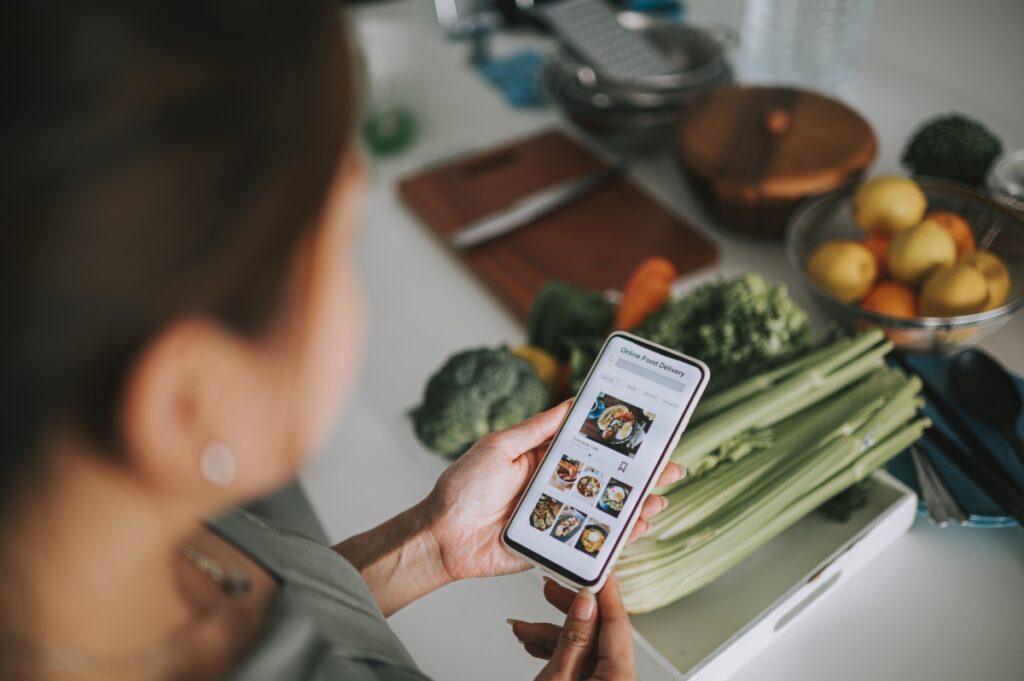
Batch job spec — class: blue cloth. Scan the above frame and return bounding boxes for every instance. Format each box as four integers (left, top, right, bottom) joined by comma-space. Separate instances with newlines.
623, 0, 686, 22
476, 50, 547, 109
886, 354, 1024, 528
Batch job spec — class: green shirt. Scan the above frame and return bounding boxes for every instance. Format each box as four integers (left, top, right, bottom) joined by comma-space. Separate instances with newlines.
211, 509, 431, 681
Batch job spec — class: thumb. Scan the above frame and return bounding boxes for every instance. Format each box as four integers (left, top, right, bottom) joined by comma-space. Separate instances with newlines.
493, 400, 572, 459
545, 589, 597, 679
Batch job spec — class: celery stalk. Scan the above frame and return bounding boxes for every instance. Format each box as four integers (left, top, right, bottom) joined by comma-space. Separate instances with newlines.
620, 378, 920, 569
649, 369, 904, 539
619, 377, 921, 570
673, 336, 892, 471
691, 333, 869, 423
619, 417, 928, 612
612, 330, 929, 615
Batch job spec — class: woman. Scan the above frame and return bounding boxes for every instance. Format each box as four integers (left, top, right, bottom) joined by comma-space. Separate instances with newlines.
0, 2, 680, 679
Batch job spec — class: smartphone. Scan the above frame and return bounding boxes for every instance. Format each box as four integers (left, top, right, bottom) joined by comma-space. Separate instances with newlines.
501, 331, 709, 592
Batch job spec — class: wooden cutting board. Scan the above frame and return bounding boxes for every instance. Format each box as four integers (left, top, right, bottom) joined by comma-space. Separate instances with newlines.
398, 129, 718, 321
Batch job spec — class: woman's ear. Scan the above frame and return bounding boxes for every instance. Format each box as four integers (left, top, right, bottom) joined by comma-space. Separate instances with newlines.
117, 317, 294, 505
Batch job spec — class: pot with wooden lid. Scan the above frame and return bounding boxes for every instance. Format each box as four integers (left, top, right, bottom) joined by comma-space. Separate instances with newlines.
677, 85, 877, 238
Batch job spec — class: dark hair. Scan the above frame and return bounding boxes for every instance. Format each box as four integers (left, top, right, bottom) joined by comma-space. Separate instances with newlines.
0, 0, 353, 508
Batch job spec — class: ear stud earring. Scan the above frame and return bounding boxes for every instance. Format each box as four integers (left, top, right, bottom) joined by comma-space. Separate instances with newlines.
200, 441, 236, 486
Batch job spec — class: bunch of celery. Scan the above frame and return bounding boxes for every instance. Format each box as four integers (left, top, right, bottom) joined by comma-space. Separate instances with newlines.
617, 330, 929, 614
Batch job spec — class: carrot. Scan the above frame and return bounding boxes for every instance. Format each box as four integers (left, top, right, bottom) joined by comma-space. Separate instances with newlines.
615, 257, 677, 330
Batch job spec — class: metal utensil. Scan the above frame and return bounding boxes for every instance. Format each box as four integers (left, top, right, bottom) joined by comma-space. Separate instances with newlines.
923, 426, 1024, 527
449, 164, 625, 250
950, 348, 1024, 471
911, 445, 949, 526
910, 444, 968, 526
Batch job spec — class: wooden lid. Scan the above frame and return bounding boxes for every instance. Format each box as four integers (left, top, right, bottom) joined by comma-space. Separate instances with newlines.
678, 86, 877, 203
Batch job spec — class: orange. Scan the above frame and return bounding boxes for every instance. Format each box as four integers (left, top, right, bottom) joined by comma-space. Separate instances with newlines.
860, 281, 918, 319
926, 210, 975, 254
862, 232, 891, 273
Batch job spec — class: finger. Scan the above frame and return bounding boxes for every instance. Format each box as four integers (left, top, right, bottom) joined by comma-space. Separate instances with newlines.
490, 401, 572, 459
510, 620, 562, 652
523, 643, 553, 661
543, 578, 575, 615
594, 576, 635, 665
656, 462, 684, 488
521, 442, 551, 472
626, 519, 648, 544
545, 589, 598, 679
638, 494, 668, 522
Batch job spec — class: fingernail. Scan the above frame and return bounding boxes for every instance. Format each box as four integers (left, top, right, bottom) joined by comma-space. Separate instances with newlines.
570, 589, 595, 621
506, 618, 522, 627
658, 495, 669, 511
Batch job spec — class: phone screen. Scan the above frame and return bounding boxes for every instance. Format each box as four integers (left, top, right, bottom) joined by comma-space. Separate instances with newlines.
503, 333, 708, 586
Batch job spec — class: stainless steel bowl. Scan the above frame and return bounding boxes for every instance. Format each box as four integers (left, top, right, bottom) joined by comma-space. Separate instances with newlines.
786, 178, 1024, 353
547, 18, 730, 107
544, 15, 732, 154
544, 68, 701, 152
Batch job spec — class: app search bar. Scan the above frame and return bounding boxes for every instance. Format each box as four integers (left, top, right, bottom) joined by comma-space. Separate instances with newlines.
615, 357, 686, 393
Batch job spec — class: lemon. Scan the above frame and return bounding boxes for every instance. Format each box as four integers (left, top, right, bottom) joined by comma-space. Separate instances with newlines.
958, 250, 1011, 310
512, 345, 561, 393
919, 264, 990, 317
852, 176, 928, 233
806, 240, 877, 302
886, 218, 957, 285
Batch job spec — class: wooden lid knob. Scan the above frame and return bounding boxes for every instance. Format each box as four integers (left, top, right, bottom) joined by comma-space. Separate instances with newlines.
764, 109, 792, 136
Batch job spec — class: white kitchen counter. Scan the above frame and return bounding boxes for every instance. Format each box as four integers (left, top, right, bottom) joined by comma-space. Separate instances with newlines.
301, 1, 1024, 680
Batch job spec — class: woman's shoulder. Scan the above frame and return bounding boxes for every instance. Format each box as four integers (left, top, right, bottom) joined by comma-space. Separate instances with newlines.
212, 508, 431, 681
209, 507, 383, 618
226, 591, 431, 681
315, 652, 436, 681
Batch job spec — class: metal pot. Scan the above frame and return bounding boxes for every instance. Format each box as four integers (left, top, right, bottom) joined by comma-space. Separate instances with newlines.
545, 14, 733, 154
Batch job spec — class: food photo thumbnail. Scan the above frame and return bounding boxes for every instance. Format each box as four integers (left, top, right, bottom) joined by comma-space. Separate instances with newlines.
550, 454, 581, 491
597, 478, 633, 518
575, 520, 610, 557
572, 465, 607, 506
550, 506, 587, 543
580, 392, 655, 458
529, 494, 563, 532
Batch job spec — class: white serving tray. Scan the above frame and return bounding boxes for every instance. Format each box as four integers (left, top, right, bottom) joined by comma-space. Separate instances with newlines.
630, 471, 917, 681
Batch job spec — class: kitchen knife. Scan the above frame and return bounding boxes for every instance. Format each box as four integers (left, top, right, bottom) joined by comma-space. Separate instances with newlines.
449, 163, 625, 250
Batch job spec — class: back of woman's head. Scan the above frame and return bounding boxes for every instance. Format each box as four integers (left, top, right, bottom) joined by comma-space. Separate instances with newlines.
0, 0, 353, 511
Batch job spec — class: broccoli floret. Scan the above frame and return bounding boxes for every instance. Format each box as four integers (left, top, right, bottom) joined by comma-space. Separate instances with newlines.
638, 273, 812, 390
413, 347, 550, 459
901, 113, 1003, 187
566, 336, 605, 394
527, 281, 615, 361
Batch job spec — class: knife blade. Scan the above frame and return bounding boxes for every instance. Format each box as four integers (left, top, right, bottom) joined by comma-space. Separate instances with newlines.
449, 163, 625, 250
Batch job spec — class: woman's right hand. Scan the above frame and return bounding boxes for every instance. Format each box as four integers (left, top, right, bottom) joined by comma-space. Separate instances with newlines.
509, 576, 638, 681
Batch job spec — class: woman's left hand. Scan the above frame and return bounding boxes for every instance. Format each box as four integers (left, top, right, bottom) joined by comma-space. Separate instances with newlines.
425, 401, 682, 582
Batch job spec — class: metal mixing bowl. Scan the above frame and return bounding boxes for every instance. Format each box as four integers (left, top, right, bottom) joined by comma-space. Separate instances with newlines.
786, 178, 1024, 353
544, 15, 732, 154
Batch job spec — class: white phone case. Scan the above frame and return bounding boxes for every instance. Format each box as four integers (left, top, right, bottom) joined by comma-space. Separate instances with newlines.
500, 331, 710, 593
